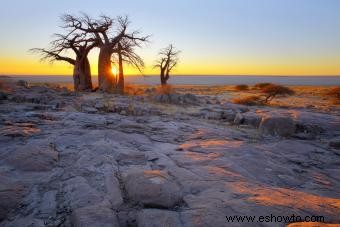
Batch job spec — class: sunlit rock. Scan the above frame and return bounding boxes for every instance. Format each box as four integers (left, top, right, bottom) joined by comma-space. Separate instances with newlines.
0, 124, 41, 137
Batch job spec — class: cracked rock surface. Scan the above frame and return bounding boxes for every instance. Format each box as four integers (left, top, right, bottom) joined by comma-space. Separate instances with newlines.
0, 84, 339, 227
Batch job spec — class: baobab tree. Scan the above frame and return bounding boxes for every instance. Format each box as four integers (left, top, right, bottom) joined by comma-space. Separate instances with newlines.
114, 38, 145, 94
65, 14, 149, 92
154, 44, 180, 86
31, 16, 98, 91
61, 14, 113, 91
98, 16, 148, 92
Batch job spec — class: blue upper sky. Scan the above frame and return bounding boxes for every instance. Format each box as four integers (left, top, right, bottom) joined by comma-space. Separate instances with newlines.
0, 0, 339, 75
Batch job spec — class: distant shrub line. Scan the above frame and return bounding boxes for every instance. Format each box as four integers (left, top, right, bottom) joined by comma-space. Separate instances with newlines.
232, 83, 295, 105
325, 86, 340, 104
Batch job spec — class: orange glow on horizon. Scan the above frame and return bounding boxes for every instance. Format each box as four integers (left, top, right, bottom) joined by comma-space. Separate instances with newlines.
1, 56, 339, 76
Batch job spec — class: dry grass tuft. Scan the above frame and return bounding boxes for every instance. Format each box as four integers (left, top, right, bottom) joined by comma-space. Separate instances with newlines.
0, 80, 4, 90
325, 86, 340, 104
0, 80, 12, 92
232, 95, 263, 106
155, 84, 175, 95
124, 84, 145, 96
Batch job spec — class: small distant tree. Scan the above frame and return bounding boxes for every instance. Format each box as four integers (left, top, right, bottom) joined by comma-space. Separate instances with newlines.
325, 86, 340, 104
254, 83, 273, 89
235, 84, 249, 91
154, 44, 180, 86
261, 84, 295, 103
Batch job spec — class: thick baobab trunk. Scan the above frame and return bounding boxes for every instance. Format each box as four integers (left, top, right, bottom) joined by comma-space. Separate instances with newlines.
98, 46, 115, 92
73, 64, 80, 91
160, 68, 168, 86
82, 57, 92, 90
160, 75, 167, 86
73, 56, 92, 91
117, 46, 124, 94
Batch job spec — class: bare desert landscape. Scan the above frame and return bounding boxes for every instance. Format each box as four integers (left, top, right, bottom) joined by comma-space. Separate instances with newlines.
1, 1, 340, 226
0, 77, 339, 226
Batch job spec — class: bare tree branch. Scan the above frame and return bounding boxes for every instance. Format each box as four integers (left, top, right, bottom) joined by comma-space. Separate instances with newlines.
154, 44, 180, 85
30, 48, 76, 65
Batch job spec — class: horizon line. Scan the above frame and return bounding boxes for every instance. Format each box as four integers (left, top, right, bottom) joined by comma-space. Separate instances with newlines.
1, 74, 340, 77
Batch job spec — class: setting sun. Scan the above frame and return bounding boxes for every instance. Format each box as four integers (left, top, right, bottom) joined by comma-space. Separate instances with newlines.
111, 66, 118, 76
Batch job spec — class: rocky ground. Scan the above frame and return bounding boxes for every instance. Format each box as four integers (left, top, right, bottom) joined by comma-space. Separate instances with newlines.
0, 81, 340, 227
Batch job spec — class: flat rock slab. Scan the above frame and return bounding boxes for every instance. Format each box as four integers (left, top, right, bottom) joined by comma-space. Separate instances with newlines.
103, 171, 124, 209
36, 190, 57, 218
124, 170, 182, 208
329, 140, 340, 150
0, 176, 27, 221
1, 86, 340, 226
259, 115, 295, 137
7, 143, 58, 171
137, 209, 182, 227
63, 176, 102, 209
71, 202, 119, 227
115, 150, 146, 165
180, 209, 231, 227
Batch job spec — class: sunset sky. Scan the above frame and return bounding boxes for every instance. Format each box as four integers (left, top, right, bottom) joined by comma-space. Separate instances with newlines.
0, 0, 339, 76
